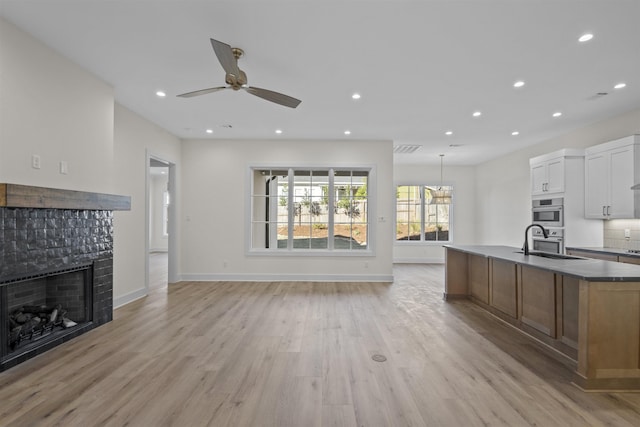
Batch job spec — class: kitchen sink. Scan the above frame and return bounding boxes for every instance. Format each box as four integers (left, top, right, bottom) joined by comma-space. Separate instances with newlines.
514, 251, 583, 260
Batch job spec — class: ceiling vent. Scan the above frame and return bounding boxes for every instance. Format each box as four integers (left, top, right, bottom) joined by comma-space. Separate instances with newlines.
393, 144, 422, 154
587, 92, 608, 101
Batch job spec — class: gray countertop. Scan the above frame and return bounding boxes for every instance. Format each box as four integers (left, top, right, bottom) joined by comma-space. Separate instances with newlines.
445, 245, 640, 282
566, 246, 640, 257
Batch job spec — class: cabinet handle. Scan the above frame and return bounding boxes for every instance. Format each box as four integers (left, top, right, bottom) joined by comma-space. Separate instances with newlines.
607, 206, 611, 216
603, 206, 606, 216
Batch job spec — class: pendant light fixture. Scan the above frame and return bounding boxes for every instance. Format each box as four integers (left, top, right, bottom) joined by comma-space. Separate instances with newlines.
431, 154, 452, 204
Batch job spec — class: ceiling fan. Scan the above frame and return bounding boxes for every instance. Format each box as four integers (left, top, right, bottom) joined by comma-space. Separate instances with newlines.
177, 38, 301, 108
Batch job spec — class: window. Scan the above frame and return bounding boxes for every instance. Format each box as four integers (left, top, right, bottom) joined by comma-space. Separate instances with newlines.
251, 168, 370, 252
396, 185, 452, 242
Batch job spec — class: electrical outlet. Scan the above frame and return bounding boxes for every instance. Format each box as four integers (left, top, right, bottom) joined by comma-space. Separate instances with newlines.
625, 229, 631, 239
31, 154, 41, 169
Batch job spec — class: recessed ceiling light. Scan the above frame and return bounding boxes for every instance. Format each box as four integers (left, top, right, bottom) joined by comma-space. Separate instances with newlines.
352, 93, 361, 100
206, 129, 213, 134
344, 130, 351, 135
156, 91, 166, 97
445, 131, 453, 136
472, 111, 482, 117
275, 129, 283, 134
512, 131, 520, 136
578, 33, 593, 42
513, 81, 525, 88
614, 83, 627, 89
552, 112, 562, 117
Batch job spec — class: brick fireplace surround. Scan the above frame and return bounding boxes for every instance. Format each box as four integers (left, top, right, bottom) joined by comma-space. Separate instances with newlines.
0, 184, 130, 371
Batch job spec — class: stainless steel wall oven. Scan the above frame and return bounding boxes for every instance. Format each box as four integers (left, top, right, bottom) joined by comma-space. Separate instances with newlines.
532, 198, 563, 228
532, 227, 564, 254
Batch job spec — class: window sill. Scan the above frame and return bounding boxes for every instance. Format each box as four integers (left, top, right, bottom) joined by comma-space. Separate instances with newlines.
394, 240, 451, 245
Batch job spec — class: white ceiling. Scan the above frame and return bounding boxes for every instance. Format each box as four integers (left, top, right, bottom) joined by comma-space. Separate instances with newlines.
2, 0, 639, 165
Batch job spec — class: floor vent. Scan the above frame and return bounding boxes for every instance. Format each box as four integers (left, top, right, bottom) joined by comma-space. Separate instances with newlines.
371, 354, 387, 362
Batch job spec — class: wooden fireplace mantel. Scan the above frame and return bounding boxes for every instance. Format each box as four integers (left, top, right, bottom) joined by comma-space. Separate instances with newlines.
0, 183, 131, 211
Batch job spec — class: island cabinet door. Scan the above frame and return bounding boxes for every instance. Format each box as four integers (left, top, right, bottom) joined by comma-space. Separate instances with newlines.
490, 259, 518, 318
520, 266, 557, 337
557, 275, 579, 349
468, 254, 489, 304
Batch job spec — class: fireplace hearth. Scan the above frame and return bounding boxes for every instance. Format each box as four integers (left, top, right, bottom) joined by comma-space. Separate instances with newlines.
0, 184, 130, 371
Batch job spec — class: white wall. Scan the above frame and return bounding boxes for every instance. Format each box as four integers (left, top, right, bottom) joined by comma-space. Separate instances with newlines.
180, 139, 394, 281
113, 104, 181, 306
0, 17, 183, 307
476, 108, 640, 248
393, 164, 477, 262
0, 17, 114, 192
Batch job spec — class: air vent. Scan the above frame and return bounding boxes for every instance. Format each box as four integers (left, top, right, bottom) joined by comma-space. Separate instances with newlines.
393, 144, 422, 154
587, 92, 608, 101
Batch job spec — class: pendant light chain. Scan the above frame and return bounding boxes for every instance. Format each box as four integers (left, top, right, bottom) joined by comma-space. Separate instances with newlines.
439, 154, 444, 190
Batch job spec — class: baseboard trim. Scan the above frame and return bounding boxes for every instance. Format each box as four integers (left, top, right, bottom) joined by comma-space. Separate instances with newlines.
393, 257, 444, 264
113, 287, 147, 309
178, 273, 394, 283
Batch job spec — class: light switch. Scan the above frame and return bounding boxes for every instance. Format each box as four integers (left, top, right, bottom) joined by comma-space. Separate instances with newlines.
31, 154, 41, 169
59, 161, 68, 174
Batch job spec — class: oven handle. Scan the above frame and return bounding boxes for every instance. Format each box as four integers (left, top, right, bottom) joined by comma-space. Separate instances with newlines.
532, 205, 563, 211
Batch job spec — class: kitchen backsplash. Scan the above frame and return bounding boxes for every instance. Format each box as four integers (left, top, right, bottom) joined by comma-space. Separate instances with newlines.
604, 219, 640, 250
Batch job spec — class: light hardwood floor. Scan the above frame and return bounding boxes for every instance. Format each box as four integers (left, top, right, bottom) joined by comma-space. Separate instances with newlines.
1, 264, 640, 426
149, 251, 168, 290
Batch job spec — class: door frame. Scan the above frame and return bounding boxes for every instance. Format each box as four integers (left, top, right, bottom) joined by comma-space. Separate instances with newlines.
146, 151, 177, 290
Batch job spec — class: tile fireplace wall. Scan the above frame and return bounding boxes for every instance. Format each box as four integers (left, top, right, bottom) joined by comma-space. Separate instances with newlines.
0, 207, 115, 370
0, 208, 114, 326
0, 183, 130, 371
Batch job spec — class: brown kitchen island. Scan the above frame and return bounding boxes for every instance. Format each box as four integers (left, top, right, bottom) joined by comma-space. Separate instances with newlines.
445, 245, 640, 391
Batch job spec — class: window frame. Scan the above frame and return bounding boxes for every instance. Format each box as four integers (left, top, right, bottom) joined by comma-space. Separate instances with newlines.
394, 183, 453, 244
247, 165, 376, 256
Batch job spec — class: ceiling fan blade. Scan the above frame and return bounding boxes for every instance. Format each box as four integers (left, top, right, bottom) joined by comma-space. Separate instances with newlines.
176, 86, 227, 98
210, 38, 240, 77
245, 86, 301, 108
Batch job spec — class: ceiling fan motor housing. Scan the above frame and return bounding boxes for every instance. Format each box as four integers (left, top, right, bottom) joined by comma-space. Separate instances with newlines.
226, 69, 248, 90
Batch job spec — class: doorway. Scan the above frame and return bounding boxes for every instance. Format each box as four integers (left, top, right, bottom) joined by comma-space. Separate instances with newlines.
147, 155, 174, 291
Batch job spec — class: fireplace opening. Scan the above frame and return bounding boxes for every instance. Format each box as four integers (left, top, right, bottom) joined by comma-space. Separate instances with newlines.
1, 263, 93, 363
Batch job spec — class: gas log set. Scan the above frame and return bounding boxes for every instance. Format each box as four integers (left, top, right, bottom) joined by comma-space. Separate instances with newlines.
9, 304, 77, 350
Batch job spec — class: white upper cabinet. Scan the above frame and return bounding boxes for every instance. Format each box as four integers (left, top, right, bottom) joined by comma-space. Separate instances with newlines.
584, 135, 640, 219
531, 156, 565, 195
584, 151, 609, 218
530, 150, 582, 196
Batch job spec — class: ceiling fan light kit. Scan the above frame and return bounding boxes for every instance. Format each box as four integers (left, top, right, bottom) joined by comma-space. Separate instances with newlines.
177, 38, 301, 108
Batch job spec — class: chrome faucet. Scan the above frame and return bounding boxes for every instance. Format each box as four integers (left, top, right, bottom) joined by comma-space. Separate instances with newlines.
523, 224, 548, 255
